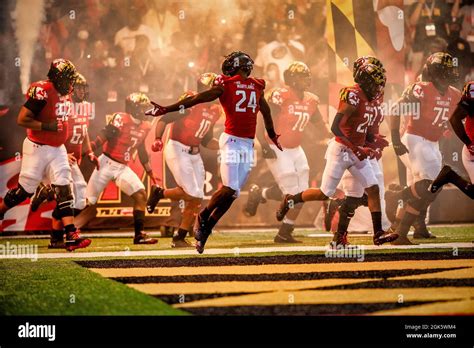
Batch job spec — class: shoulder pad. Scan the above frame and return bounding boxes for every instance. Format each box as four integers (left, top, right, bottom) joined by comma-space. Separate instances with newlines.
339, 87, 360, 107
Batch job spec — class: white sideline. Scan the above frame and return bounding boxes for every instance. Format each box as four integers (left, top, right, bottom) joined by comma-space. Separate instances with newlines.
0, 242, 472, 260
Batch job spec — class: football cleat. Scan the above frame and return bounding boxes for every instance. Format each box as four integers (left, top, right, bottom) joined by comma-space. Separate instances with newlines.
330, 231, 351, 249
244, 184, 264, 217
274, 234, 302, 244
133, 233, 158, 245
171, 237, 193, 248
147, 185, 164, 214
194, 214, 211, 254
391, 235, 418, 245
48, 235, 65, 249
373, 230, 399, 246
65, 230, 91, 252
276, 194, 292, 222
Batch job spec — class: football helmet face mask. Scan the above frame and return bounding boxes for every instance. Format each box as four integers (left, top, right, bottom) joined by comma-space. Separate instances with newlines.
284, 61, 311, 91
221, 51, 254, 77
461, 81, 474, 107
126, 92, 151, 120
72, 73, 89, 102
197, 72, 217, 92
353, 56, 385, 79
355, 63, 386, 101
47, 58, 78, 96
425, 52, 459, 88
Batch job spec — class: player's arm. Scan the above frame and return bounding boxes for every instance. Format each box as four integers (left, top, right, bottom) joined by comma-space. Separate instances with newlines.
201, 125, 219, 150
137, 142, 158, 185
89, 122, 119, 152
449, 104, 471, 146
257, 98, 279, 158
83, 133, 100, 169
146, 86, 223, 117
259, 94, 282, 151
331, 102, 374, 160
18, 102, 61, 132
389, 86, 416, 156
309, 107, 330, 135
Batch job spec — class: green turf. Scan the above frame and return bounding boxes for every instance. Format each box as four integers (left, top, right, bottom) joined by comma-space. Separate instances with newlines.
1, 225, 472, 254
0, 258, 187, 316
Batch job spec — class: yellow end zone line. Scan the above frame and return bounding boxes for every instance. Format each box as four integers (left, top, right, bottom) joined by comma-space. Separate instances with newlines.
89, 259, 474, 278
126, 278, 369, 295
174, 287, 474, 309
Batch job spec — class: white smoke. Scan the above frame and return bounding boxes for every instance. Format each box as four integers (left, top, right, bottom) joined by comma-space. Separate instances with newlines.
11, 0, 46, 94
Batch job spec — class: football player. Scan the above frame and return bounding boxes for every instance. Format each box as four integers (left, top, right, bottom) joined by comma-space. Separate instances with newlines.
244, 61, 323, 243
0, 58, 90, 251
429, 81, 474, 198
276, 63, 398, 246
84, 92, 158, 245
146, 73, 220, 248
389, 52, 460, 243
146, 51, 282, 253
331, 56, 390, 245
30, 73, 99, 248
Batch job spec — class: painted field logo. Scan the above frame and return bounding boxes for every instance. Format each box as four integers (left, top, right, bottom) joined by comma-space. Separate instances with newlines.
18, 322, 55, 341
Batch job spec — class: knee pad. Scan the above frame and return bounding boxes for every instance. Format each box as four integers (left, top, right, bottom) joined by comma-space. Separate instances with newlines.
4, 184, 33, 208
54, 185, 74, 218
340, 196, 362, 216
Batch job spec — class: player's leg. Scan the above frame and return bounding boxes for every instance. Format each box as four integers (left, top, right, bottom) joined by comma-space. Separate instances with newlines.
194, 134, 245, 253
348, 160, 398, 245
0, 138, 46, 219
411, 140, 441, 238
336, 171, 367, 246
372, 159, 390, 230
172, 154, 205, 247
431, 145, 474, 199
49, 146, 90, 251
244, 144, 287, 217
75, 154, 112, 228
275, 147, 308, 243
117, 166, 157, 244
276, 140, 348, 221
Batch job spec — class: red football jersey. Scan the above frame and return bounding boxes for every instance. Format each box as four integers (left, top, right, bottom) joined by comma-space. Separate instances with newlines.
103, 112, 151, 164
25, 80, 72, 147
466, 116, 474, 143
401, 81, 461, 142
214, 74, 265, 139
367, 95, 384, 136
169, 102, 220, 146
266, 87, 319, 148
65, 101, 93, 162
335, 84, 379, 147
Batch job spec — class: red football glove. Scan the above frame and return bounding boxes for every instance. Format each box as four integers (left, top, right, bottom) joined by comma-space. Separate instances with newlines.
373, 134, 389, 149
151, 138, 164, 152
467, 143, 474, 156
145, 101, 167, 117
352, 146, 375, 161
270, 134, 283, 151
87, 152, 100, 170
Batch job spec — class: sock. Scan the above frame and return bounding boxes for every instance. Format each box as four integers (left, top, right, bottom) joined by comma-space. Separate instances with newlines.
448, 171, 474, 199
64, 224, 76, 234
263, 184, 283, 201
371, 211, 382, 232
278, 223, 294, 237
51, 229, 64, 240
291, 192, 304, 204
133, 210, 145, 237
200, 207, 211, 221
398, 211, 418, 238
174, 228, 188, 240
208, 196, 236, 230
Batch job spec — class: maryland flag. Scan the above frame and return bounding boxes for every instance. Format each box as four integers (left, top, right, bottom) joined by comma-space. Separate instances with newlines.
326, 0, 405, 109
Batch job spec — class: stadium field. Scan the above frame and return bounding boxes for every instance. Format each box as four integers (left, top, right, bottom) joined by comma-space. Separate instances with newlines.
1, 226, 473, 316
